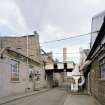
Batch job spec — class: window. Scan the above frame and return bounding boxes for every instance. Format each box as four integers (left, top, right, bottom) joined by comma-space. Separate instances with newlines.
29, 68, 34, 81
11, 60, 19, 81
100, 58, 105, 80
35, 70, 40, 81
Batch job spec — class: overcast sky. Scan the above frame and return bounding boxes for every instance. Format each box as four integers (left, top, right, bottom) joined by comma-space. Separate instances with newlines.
0, 0, 105, 63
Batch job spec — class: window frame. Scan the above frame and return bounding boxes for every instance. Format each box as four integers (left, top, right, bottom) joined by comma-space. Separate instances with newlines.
11, 59, 19, 81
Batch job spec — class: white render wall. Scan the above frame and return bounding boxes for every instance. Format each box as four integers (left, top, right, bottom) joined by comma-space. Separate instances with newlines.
57, 63, 64, 69
0, 57, 30, 97
67, 63, 75, 69
0, 55, 44, 98
67, 64, 85, 92
0, 61, 9, 97
45, 63, 54, 70
45, 63, 75, 70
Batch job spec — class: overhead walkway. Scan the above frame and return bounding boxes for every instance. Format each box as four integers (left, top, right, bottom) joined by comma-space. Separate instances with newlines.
45, 62, 75, 88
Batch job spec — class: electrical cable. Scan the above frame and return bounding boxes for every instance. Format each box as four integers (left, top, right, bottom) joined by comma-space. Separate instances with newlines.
40, 31, 99, 44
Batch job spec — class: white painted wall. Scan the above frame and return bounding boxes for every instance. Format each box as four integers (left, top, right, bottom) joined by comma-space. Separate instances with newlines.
0, 54, 44, 97
67, 64, 85, 92
45, 62, 75, 70
45, 63, 54, 70
57, 63, 64, 69
67, 63, 75, 69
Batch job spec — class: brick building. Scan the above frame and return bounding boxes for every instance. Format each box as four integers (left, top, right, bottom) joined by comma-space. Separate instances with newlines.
0, 31, 47, 97
79, 48, 90, 91
85, 11, 105, 105
0, 31, 41, 63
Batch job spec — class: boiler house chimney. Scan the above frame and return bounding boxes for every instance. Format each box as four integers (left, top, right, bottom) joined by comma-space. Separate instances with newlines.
63, 48, 67, 63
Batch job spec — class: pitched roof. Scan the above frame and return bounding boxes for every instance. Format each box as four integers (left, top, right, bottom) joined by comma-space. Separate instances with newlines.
0, 47, 41, 65
87, 17, 105, 60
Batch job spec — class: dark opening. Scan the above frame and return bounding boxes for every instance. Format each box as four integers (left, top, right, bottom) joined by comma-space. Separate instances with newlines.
66, 69, 73, 72
54, 63, 58, 69
54, 69, 64, 73
64, 63, 67, 69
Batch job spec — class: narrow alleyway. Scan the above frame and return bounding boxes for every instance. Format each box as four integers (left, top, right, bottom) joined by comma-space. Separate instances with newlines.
2, 88, 66, 105
2, 88, 101, 105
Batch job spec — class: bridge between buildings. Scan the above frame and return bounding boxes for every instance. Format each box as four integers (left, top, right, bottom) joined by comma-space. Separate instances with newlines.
45, 62, 75, 87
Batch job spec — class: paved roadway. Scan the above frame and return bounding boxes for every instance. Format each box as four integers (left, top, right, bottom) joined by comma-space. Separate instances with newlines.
3, 88, 66, 105
64, 94, 101, 105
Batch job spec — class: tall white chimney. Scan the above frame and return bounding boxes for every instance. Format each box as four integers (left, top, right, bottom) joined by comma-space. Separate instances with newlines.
63, 48, 67, 63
